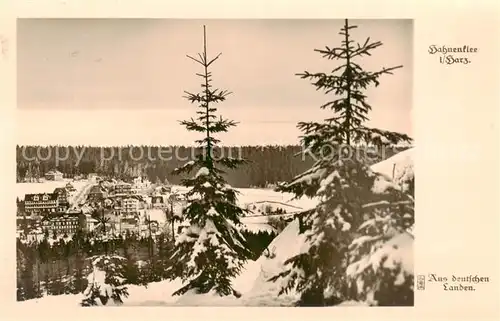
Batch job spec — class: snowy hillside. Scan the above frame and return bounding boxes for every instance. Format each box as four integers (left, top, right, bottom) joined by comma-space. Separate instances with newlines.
236, 219, 306, 306
245, 200, 304, 215
370, 147, 414, 188
16, 179, 89, 199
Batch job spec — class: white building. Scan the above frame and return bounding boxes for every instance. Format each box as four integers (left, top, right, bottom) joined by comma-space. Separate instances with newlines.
151, 195, 168, 209
85, 214, 99, 232
44, 170, 64, 181
116, 196, 141, 215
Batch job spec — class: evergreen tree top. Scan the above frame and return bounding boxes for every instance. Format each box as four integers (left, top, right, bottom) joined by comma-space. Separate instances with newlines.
295, 19, 411, 150
181, 26, 240, 170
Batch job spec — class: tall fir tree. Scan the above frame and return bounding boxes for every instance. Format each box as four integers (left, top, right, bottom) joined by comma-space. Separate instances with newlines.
166, 25, 252, 297
271, 19, 414, 306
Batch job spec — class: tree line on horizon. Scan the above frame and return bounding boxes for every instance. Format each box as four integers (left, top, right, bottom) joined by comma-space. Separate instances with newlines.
16, 145, 406, 188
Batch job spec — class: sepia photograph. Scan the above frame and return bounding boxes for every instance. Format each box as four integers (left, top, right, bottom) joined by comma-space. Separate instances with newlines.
15, 18, 414, 307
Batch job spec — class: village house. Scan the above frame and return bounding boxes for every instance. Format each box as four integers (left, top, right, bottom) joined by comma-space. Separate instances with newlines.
44, 170, 64, 181
151, 195, 168, 209
24, 193, 59, 215
84, 214, 99, 232
153, 185, 172, 195
53, 187, 70, 211
87, 185, 107, 203
133, 176, 151, 190
100, 180, 114, 190
65, 182, 76, 192
112, 182, 134, 196
41, 211, 86, 235
53, 187, 68, 202
114, 195, 142, 215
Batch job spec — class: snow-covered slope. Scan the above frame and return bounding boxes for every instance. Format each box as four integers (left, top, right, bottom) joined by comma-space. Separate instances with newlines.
370, 148, 414, 187
16, 179, 89, 199
347, 231, 414, 279
245, 200, 303, 215
235, 149, 415, 305
234, 219, 307, 306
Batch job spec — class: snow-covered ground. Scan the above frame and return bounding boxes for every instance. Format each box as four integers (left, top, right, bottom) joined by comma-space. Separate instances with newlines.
16, 179, 90, 201
167, 185, 317, 235
245, 200, 304, 215
237, 188, 317, 211
18, 149, 415, 307
172, 185, 317, 211
370, 148, 414, 185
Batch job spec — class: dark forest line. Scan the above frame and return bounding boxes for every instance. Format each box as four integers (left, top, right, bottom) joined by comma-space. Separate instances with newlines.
16, 145, 407, 188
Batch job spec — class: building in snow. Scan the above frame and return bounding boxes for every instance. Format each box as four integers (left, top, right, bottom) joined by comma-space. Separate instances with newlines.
112, 182, 134, 196
65, 182, 76, 192
53, 187, 70, 210
114, 195, 142, 215
151, 195, 167, 209
84, 214, 99, 232
24, 193, 59, 215
41, 211, 85, 235
87, 185, 107, 203
44, 170, 64, 181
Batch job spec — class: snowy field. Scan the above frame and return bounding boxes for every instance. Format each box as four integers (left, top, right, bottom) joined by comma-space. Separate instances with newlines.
16, 179, 91, 200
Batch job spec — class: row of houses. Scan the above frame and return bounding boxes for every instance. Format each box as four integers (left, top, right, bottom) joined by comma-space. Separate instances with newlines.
17, 176, 185, 241
87, 182, 138, 201
86, 181, 177, 214
17, 208, 164, 240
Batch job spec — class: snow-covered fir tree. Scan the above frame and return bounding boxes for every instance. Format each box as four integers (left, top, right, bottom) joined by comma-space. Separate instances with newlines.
166, 25, 252, 297
345, 196, 414, 305
80, 255, 128, 306
270, 19, 414, 306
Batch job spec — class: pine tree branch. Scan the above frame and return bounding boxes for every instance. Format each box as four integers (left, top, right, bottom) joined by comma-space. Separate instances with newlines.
186, 54, 203, 65
207, 53, 222, 67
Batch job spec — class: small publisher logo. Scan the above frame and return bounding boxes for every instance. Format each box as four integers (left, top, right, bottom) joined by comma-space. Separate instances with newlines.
417, 275, 426, 290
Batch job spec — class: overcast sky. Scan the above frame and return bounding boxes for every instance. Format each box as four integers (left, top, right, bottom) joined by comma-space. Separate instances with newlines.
17, 18, 413, 146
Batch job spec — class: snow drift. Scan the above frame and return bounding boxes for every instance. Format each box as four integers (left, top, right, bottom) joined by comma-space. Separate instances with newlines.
370, 147, 414, 190
234, 219, 307, 306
